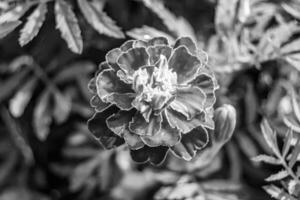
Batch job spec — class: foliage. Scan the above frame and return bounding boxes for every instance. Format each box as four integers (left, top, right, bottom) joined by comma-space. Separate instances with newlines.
1, 0, 300, 199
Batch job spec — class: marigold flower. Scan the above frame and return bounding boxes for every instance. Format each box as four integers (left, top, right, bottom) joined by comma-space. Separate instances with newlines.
88, 36, 218, 165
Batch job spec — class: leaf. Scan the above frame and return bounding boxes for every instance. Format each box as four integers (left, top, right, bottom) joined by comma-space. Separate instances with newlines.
263, 185, 298, 200
141, 0, 196, 40
0, 3, 31, 23
215, 0, 239, 37
33, 90, 52, 141
70, 154, 101, 191
9, 78, 37, 117
265, 170, 289, 182
55, 0, 83, 54
0, 20, 21, 39
53, 91, 72, 124
261, 119, 280, 155
288, 136, 300, 168
283, 115, 300, 133
282, 129, 293, 158
281, 1, 300, 20
19, 3, 47, 46
252, 155, 281, 165
77, 0, 124, 38
126, 25, 174, 42
0, 67, 30, 103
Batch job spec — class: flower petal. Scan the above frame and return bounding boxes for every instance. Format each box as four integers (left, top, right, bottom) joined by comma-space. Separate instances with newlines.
88, 78, 97, 94
90, 95, 111, 112
174, 37, 197, 55
117, 47, 149, 76
168, 46, 201, 84
129, 112, 162, 136
106, 48, 122, 70
170, 126, 208, 161
106, 109, 135, 136
190, 73, 216, 108
130, 146, 169, 165
165, 108, 206, 133
87, 106, 124, 149
170, 86, 206, 120
147, 45, 172, 65
131, 99, 152, 122
123, 130, 144, 150
147, 37, 169, 46
96, 68, 133, 99
106, 93, 136, 110
120, 40, 134, 51
140, 117, 181, 147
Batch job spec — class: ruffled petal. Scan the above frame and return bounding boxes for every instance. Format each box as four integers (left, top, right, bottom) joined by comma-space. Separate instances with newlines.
96, 69, 133, 99
131, 99, 152, 122
117, 47, 149, 76
133, 40, 148, 48
168, 46, 201, 84
129, 112, 162, 136
106, 48, 122, 70
147, 37, 169, 46
147, 45, 172, 65
165, 108, 206, 133
87, 106, 124, 149
140, 117, 181, 147
123, 130, 144, 150
88, 78, 97, 94
106, 93, 136, 110
120, 40, 134, 51
170, 86, 206, 119
190, 73, 216, 108
174, 37, 197, 55
170, 126, 208, 161
106, 109, 135, 136
90, 95, 111, 112
130, 146, 169, 165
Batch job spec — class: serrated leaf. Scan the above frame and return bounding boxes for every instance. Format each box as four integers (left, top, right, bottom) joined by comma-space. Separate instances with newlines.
264, 185, 298, 200
265, 170, 289, 182
55, 0, 83, 54
288, 136, 300, 168
126, 25, 174, 42
261, 119, 280, 155
0, 20, 21, 39
283, 115, 300, 133
282, 129, 293, 158
141, 0, 196, 40
77, 0, 124, 38
252, 155, 281, 165
19, 3, 47, 46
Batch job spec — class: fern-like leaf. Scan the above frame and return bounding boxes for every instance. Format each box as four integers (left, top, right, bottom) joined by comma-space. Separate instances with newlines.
265, 170, 289, 182
55, 0, 83, 54
141, 0, 196, 40
19, 3, 47, 46
261, 119, 280, 155
77, 0, 124, 38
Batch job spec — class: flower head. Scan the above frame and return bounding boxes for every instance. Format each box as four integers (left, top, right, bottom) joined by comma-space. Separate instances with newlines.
88, 37, 218, 165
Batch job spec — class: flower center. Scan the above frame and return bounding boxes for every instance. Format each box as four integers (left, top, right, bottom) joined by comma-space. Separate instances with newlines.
133, 55, 177, 111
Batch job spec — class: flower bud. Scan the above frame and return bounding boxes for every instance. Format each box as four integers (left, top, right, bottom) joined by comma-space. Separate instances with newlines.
214, 104, 237, 143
